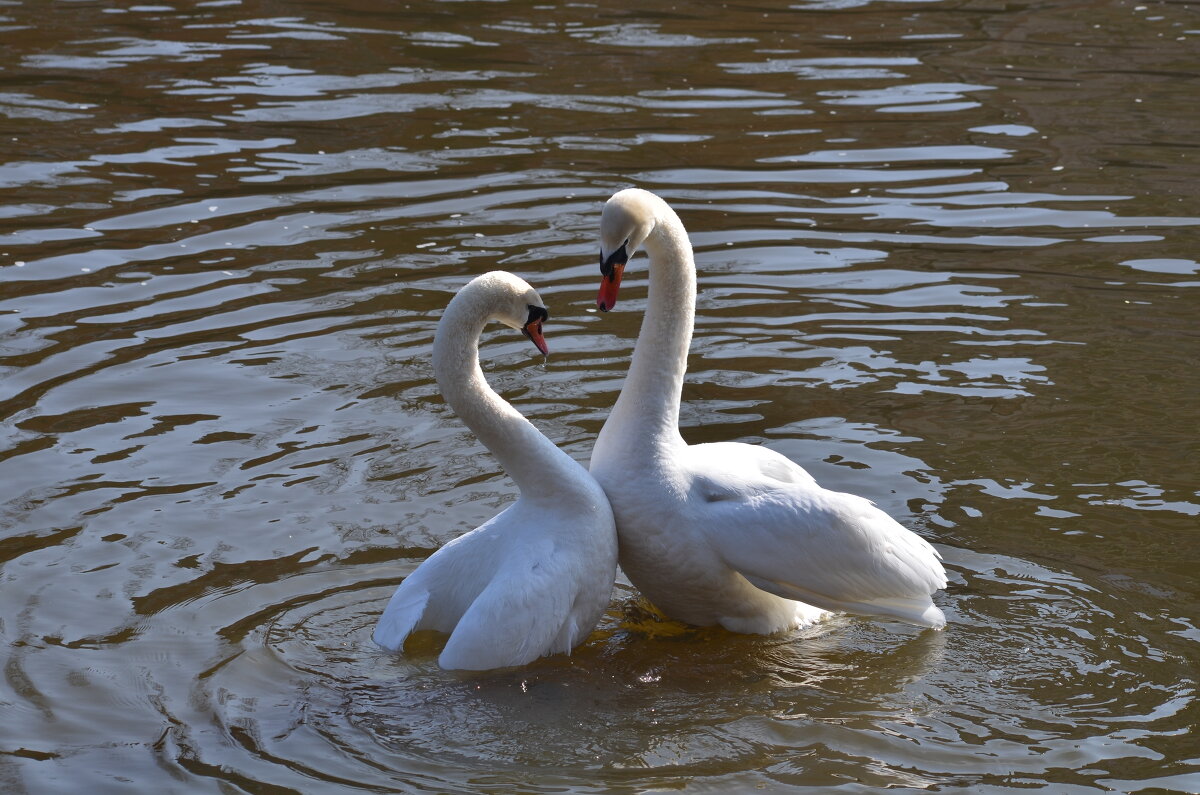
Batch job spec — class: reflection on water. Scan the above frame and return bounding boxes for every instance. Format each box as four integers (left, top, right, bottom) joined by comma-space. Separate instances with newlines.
1, 0, 1197, 791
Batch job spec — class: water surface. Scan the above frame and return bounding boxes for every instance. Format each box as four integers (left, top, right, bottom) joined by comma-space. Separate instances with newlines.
1, 0, 1198, 792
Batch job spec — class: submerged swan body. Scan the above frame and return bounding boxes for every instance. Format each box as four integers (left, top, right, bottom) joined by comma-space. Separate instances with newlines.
374, 271, 617, 670
590, 189, 947, 635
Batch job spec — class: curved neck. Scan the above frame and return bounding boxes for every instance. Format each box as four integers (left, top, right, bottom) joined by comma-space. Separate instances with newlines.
605, 205, 696, 453
432, 299, 564, 494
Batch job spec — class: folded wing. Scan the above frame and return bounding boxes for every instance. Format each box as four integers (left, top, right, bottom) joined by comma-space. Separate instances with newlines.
689, 443, 947, 628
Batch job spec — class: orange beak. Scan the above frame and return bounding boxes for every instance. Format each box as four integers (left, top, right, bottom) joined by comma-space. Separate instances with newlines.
522, 308, 549, 355
597, 262, 625, 312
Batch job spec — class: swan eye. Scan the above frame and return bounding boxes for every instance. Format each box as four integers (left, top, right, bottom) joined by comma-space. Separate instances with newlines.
525, 304, 548, 324
599, 241, 629, 278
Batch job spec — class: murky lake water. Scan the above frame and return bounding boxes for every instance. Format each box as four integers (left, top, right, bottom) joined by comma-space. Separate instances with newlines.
2, 0, 1198, 791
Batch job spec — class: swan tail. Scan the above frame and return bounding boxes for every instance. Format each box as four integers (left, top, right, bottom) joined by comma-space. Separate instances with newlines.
373, 586, 432, 653
917, 600, 947, 629
851, 595, 946, 629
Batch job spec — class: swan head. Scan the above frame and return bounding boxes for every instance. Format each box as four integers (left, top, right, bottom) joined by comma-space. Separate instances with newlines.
597, 188, 658, 312
472, 271, 550, 356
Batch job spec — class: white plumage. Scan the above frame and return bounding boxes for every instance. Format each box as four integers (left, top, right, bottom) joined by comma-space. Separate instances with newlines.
590, 189, 947, 635
374, 271, 618, 669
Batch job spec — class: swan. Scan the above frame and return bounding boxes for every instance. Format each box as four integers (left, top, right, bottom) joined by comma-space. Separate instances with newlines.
374, 271, 618, 670
589, 188, 947, 635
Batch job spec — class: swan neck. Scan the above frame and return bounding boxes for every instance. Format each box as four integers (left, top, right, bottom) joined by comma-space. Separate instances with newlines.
609, 206, 695, 450
432, 298, 560, 494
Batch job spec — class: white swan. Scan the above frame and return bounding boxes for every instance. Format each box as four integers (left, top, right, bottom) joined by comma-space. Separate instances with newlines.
374, 271, 618, 670
590, 189, 947, 634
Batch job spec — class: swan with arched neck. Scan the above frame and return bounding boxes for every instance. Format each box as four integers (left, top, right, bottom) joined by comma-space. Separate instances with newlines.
590, 189, 947, 635
374, 271, 618, 669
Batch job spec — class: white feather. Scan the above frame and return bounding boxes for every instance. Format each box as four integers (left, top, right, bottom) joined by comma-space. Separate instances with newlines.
590, 190, 947, 635
374, 272, 618, 670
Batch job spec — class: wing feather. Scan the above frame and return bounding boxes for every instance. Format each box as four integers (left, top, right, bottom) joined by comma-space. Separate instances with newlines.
689, 443, 947, 628
373, 584, 432, 652
439, 538, 576, 670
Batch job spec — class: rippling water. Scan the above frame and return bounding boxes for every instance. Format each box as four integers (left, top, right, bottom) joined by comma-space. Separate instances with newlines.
2, 0, 1198, 792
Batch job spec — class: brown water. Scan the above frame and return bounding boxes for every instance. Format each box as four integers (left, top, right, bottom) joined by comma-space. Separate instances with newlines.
2, 0, 1198, 792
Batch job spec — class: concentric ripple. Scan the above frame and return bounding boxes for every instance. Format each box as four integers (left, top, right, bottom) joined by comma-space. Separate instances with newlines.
174, 545, 1196, 792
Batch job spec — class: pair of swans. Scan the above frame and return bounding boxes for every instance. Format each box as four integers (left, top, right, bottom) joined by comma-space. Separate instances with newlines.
374, 189, 947, 670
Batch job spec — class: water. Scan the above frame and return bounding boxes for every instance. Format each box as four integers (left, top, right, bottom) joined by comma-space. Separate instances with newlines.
1, 0, 1197, 792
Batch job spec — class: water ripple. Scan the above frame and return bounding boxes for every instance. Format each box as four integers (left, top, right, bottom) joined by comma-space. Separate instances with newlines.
1, 0, 1197, 790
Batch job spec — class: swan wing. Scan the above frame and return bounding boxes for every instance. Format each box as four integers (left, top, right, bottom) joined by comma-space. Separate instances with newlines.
438, 535, 580, 670
373, 513, 507, 654
373, 581, 433, 653
689, 443, 947, 628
